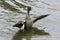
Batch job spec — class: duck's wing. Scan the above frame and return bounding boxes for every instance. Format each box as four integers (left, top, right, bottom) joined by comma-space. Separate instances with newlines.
13, 23, 23, 28
33, 14, 50, 23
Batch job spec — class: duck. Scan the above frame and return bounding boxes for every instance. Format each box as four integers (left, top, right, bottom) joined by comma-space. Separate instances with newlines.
13, 6, 50, 30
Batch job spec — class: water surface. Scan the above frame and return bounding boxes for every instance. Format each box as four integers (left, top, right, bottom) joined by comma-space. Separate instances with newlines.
0, 0, 60, 40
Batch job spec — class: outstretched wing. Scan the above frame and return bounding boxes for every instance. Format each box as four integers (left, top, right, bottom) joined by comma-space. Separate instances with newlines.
13, 22, 23, 28
33, 14, 50, 23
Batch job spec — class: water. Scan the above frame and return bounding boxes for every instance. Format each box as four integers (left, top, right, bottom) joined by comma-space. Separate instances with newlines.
0, 0, 60, 40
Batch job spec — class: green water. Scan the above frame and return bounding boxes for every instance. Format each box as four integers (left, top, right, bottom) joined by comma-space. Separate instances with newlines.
0, 0, 60, 40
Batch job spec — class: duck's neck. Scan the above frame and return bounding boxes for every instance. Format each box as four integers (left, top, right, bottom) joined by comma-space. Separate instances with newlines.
24, 7, 33, 30
25, 7, 31, 21
26, 13, 30, 20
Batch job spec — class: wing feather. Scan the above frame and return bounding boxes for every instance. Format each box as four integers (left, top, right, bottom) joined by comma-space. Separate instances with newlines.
33, 14, 50, 23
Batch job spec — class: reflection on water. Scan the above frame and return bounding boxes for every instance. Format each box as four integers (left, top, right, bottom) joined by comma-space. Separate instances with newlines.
0, 0, 60, 40
12, 27, 49, 40
0, 0, 18, 12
